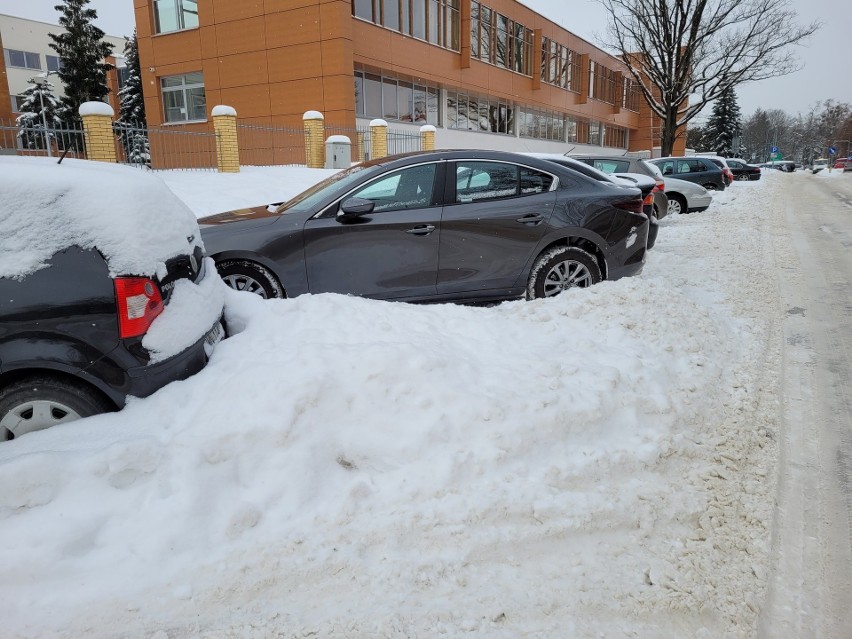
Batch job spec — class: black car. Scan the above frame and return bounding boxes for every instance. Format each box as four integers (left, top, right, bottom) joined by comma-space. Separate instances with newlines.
201, 150, 649, 302
0, 158, 225, 440
567, 155, 669, 220
725, 159, 762, 181
648, 157, 727, 191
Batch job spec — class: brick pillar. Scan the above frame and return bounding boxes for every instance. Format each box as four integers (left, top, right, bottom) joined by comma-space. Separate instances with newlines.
420, 124, 436, 151
356, 130, 366, 162
303, 110, 325, 168
212, 105, 239, 173
79, 102, 116, 163
370, 118, 388, 159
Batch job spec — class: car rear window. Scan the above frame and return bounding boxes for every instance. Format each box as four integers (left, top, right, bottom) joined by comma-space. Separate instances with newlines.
592, 159, 630, 174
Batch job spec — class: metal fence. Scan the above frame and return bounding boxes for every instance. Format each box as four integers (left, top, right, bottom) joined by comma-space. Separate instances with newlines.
236, 121, 306, 166
387, 127, 422, 155
114, 120, 218, 171
0, 117, 87, 160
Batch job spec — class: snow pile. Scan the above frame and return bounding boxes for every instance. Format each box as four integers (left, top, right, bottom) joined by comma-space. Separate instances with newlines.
0, 168, 784, 638
0, 157, 201, 279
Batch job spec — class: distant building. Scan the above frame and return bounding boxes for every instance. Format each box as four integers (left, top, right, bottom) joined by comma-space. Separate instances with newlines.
0, 13, 127, 119
132, 0, 684, 155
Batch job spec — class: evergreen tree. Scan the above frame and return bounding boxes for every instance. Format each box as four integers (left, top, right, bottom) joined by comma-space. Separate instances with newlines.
15, 77, 63, 150
706, 87, 743, 158
116, 30, 150, 165
49, 0, 114, 122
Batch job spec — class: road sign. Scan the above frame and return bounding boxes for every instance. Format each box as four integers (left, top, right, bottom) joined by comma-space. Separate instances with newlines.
829, 146, 837, 155
771, 146, 779, 153
771, 152, 782, 161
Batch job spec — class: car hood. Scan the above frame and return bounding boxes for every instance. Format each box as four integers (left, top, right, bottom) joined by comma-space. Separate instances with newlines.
198, 205, 282, 226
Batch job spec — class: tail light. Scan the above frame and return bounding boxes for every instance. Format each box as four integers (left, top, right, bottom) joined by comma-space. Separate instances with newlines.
653, 180, 665, 191
614, 197, 644, 214
114, 277, 164, 339
643, 193, 654, 206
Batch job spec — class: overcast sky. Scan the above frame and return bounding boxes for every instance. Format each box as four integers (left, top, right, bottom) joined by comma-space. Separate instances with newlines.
0, 0, 848, 119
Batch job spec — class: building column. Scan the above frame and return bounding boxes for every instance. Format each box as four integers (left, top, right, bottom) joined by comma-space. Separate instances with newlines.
79, 102, 116, 163
304, 111, 325, 168
212, 105, 240, 173
420, 124, 436, 151
370, 118, 388, 159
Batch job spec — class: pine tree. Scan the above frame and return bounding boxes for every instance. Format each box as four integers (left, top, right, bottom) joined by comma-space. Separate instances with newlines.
705, 87, 743, 158
15, 78, 63, 150
49, 0, 114, 122
116, 30, 150, 165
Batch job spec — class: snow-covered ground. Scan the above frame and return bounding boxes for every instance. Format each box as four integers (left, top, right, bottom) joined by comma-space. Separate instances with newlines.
0, 167, 799, 638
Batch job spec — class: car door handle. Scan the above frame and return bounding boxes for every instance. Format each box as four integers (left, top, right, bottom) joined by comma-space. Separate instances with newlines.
405, 224, 436, 235
516, 214, 544, 225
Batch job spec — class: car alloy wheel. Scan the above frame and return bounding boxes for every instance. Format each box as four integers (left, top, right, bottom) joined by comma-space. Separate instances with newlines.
217, 259, 284, 299
667, 194, 686, 215
527, 246, 602, 300
737, 174, 750, 181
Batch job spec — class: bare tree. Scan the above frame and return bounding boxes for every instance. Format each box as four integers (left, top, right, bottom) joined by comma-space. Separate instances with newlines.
599, 0, 819, 156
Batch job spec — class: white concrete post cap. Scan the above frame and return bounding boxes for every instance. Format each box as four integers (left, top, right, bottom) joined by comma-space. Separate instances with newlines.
79, 101, 114, 117
369, 118, 388, 127
211, 105, 237, 117
303, 110, 325, 120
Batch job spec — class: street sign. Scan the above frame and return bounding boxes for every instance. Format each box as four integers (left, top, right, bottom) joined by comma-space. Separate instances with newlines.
771, 146, 779, 153
829, 146, 837, 155
771, 152, 782, 161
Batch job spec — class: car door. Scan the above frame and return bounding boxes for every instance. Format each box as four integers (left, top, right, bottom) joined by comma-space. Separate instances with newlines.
302, 162, 443, 300
437, 160, 556, 295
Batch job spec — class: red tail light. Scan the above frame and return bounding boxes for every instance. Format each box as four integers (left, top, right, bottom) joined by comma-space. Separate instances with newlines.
653, 180, 665, 191
114, 277, 164, 339
614, 197, 644, 214
643, 193, 654, 206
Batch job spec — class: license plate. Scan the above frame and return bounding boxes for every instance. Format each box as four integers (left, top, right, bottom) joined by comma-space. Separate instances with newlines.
203, 321, 224, 357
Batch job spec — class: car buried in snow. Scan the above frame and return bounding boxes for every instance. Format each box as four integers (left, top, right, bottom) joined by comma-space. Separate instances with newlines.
200, 150, 650, 302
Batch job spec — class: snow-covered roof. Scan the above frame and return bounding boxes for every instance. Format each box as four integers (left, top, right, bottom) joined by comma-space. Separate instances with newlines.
0, 157, 202, 280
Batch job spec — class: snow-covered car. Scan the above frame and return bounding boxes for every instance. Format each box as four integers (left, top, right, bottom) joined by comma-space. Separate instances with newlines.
811, 159, 828, 174
0, 158, 225, 440
664, 177, 713, 215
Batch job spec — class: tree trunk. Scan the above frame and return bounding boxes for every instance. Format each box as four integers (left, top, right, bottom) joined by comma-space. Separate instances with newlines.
660, 107, 678, 157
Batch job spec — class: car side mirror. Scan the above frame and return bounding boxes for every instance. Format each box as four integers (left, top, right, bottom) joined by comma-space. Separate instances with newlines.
337, 197, 375, 220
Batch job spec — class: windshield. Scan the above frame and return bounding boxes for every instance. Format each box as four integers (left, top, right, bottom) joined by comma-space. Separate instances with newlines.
275, 164, 379, 215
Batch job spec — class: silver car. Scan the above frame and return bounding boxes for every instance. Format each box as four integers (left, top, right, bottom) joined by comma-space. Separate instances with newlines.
664, 177, 713, 215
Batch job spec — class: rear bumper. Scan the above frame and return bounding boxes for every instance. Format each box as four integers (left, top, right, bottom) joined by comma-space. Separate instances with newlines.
609, 260, 644, 280
687, 194, 714, 211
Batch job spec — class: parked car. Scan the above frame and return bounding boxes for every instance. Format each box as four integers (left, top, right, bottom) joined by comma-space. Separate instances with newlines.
724, 158, 762, 181
0, 158, 225, 440
832, 159, 846, 170
524, 153, 659, 248
648, 156, 726, 191
567, 154, 669, 219
663, 177, 713, 215
762, 161, 796, 172
201, 150, 649, 302
695, 156, 735, 185
811, 159, 828, 174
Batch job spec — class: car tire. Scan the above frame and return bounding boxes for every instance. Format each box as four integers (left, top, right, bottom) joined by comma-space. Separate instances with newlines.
526, 246, 602, 300
0, 375, 114, 441
737, 174, 750, 182
667, 193, 687, 215
217, 259, 284, 299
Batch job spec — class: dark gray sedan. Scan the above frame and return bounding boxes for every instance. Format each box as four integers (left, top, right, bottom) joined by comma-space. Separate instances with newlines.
200, 150, 649, 303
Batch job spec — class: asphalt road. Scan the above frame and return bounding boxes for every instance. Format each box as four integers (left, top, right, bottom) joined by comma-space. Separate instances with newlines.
759, 171, 852, 638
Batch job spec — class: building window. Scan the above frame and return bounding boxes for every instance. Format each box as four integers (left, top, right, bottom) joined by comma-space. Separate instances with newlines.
470, 2, 531, 75
46, 55, 63, 73
352, 0, 459, 51
4, 49, 41, 70
622, 77, 640, 112
11, 94, 27, 113
541, 39, 579, 92
117, 66, 131, 89
355, 69, 440, 125
161, 73, 206, 123
446, 90, 513, 134
590, 61, 617, 105
604, 125, 628, 149
518, 107, 564, 141
153, 0, 199, 34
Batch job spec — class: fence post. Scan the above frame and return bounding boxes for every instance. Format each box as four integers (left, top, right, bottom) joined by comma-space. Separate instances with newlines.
79, 102, 116, 163
212, 105, 240, 173
303, 110, 325, 168
370, 118, 388, 159
356, 130, 366, 162
420, 124, 436, 151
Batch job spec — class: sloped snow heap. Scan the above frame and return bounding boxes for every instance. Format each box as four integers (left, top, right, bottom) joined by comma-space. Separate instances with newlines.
0, 157, 201, 280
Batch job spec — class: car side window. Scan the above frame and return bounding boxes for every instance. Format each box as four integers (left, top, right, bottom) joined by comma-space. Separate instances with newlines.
676, 160, 692, 174
520, 167, 554, 194
349, 164, 437, 213
689, 160, 709, 172
592, 159, 629, 174
456, 162, 519, 203
727, 160, 743, 168
658, 161, 674, 176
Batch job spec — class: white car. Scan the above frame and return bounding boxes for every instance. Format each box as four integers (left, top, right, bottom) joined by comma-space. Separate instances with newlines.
811, 160, 828, 174
664, 177, 713, 215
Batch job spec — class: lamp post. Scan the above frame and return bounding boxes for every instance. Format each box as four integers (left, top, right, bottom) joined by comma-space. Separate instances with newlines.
29, 75, 52, 158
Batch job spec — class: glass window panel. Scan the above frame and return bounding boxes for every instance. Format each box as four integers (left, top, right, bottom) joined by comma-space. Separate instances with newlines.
187, 86, 206, 120
412, 0, 426, 39
414, 85, 428, 122
401, 0, 410, 34
383, 0, 399, 30
161, 76, 183, 88
184, 72, 203, 85
181, 0, 198, 29
495, 15, 508, 67
514, 25, 525, 73
426, 87, 439, 125
478, 99, 489, 131
471, 17, 479, 57
353, 165, 437, 212
25, 52, 41, 69
397, 81, 413, 121
480, 6, 491, 61
354, 74, 364, 116
540, 38, 548, 81
520, 167, 554, 193
549, 41, 557, 84
46, 55, 62, 73
445, 5, 459, 50
364, 73, 382, 117
154, 0, 179, 33
382, 78, 398, 120
428, 0, 438, 42
163, 90, 185, 123
354, 0, 373, 21
456, 162, 518, 202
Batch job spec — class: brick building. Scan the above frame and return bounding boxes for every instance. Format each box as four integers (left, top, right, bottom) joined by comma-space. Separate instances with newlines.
131, 0, 682, 156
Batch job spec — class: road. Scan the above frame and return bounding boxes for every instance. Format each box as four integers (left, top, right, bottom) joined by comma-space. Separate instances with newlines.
760, 171, 852, 638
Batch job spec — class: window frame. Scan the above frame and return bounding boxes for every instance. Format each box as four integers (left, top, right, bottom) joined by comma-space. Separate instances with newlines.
4, 48, 41, 70
160, 72, 207, 124
153, 0, 199, 34
450, 159, 558, 205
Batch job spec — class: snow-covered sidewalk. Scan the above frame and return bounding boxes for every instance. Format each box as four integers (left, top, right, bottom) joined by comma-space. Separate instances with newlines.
0, 169, 786, 638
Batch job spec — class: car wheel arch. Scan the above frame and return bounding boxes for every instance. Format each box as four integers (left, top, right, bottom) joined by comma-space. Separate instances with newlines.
0, 367, 118, 412
527, 234, 608, 282
210, 252, 287, 298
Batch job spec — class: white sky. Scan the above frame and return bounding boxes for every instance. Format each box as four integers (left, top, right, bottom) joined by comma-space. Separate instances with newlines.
0, 0, 847, 118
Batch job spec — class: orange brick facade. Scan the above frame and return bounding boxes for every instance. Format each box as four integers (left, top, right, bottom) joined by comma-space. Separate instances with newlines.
0, 29, 13, 122
134, 0, 683, 154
